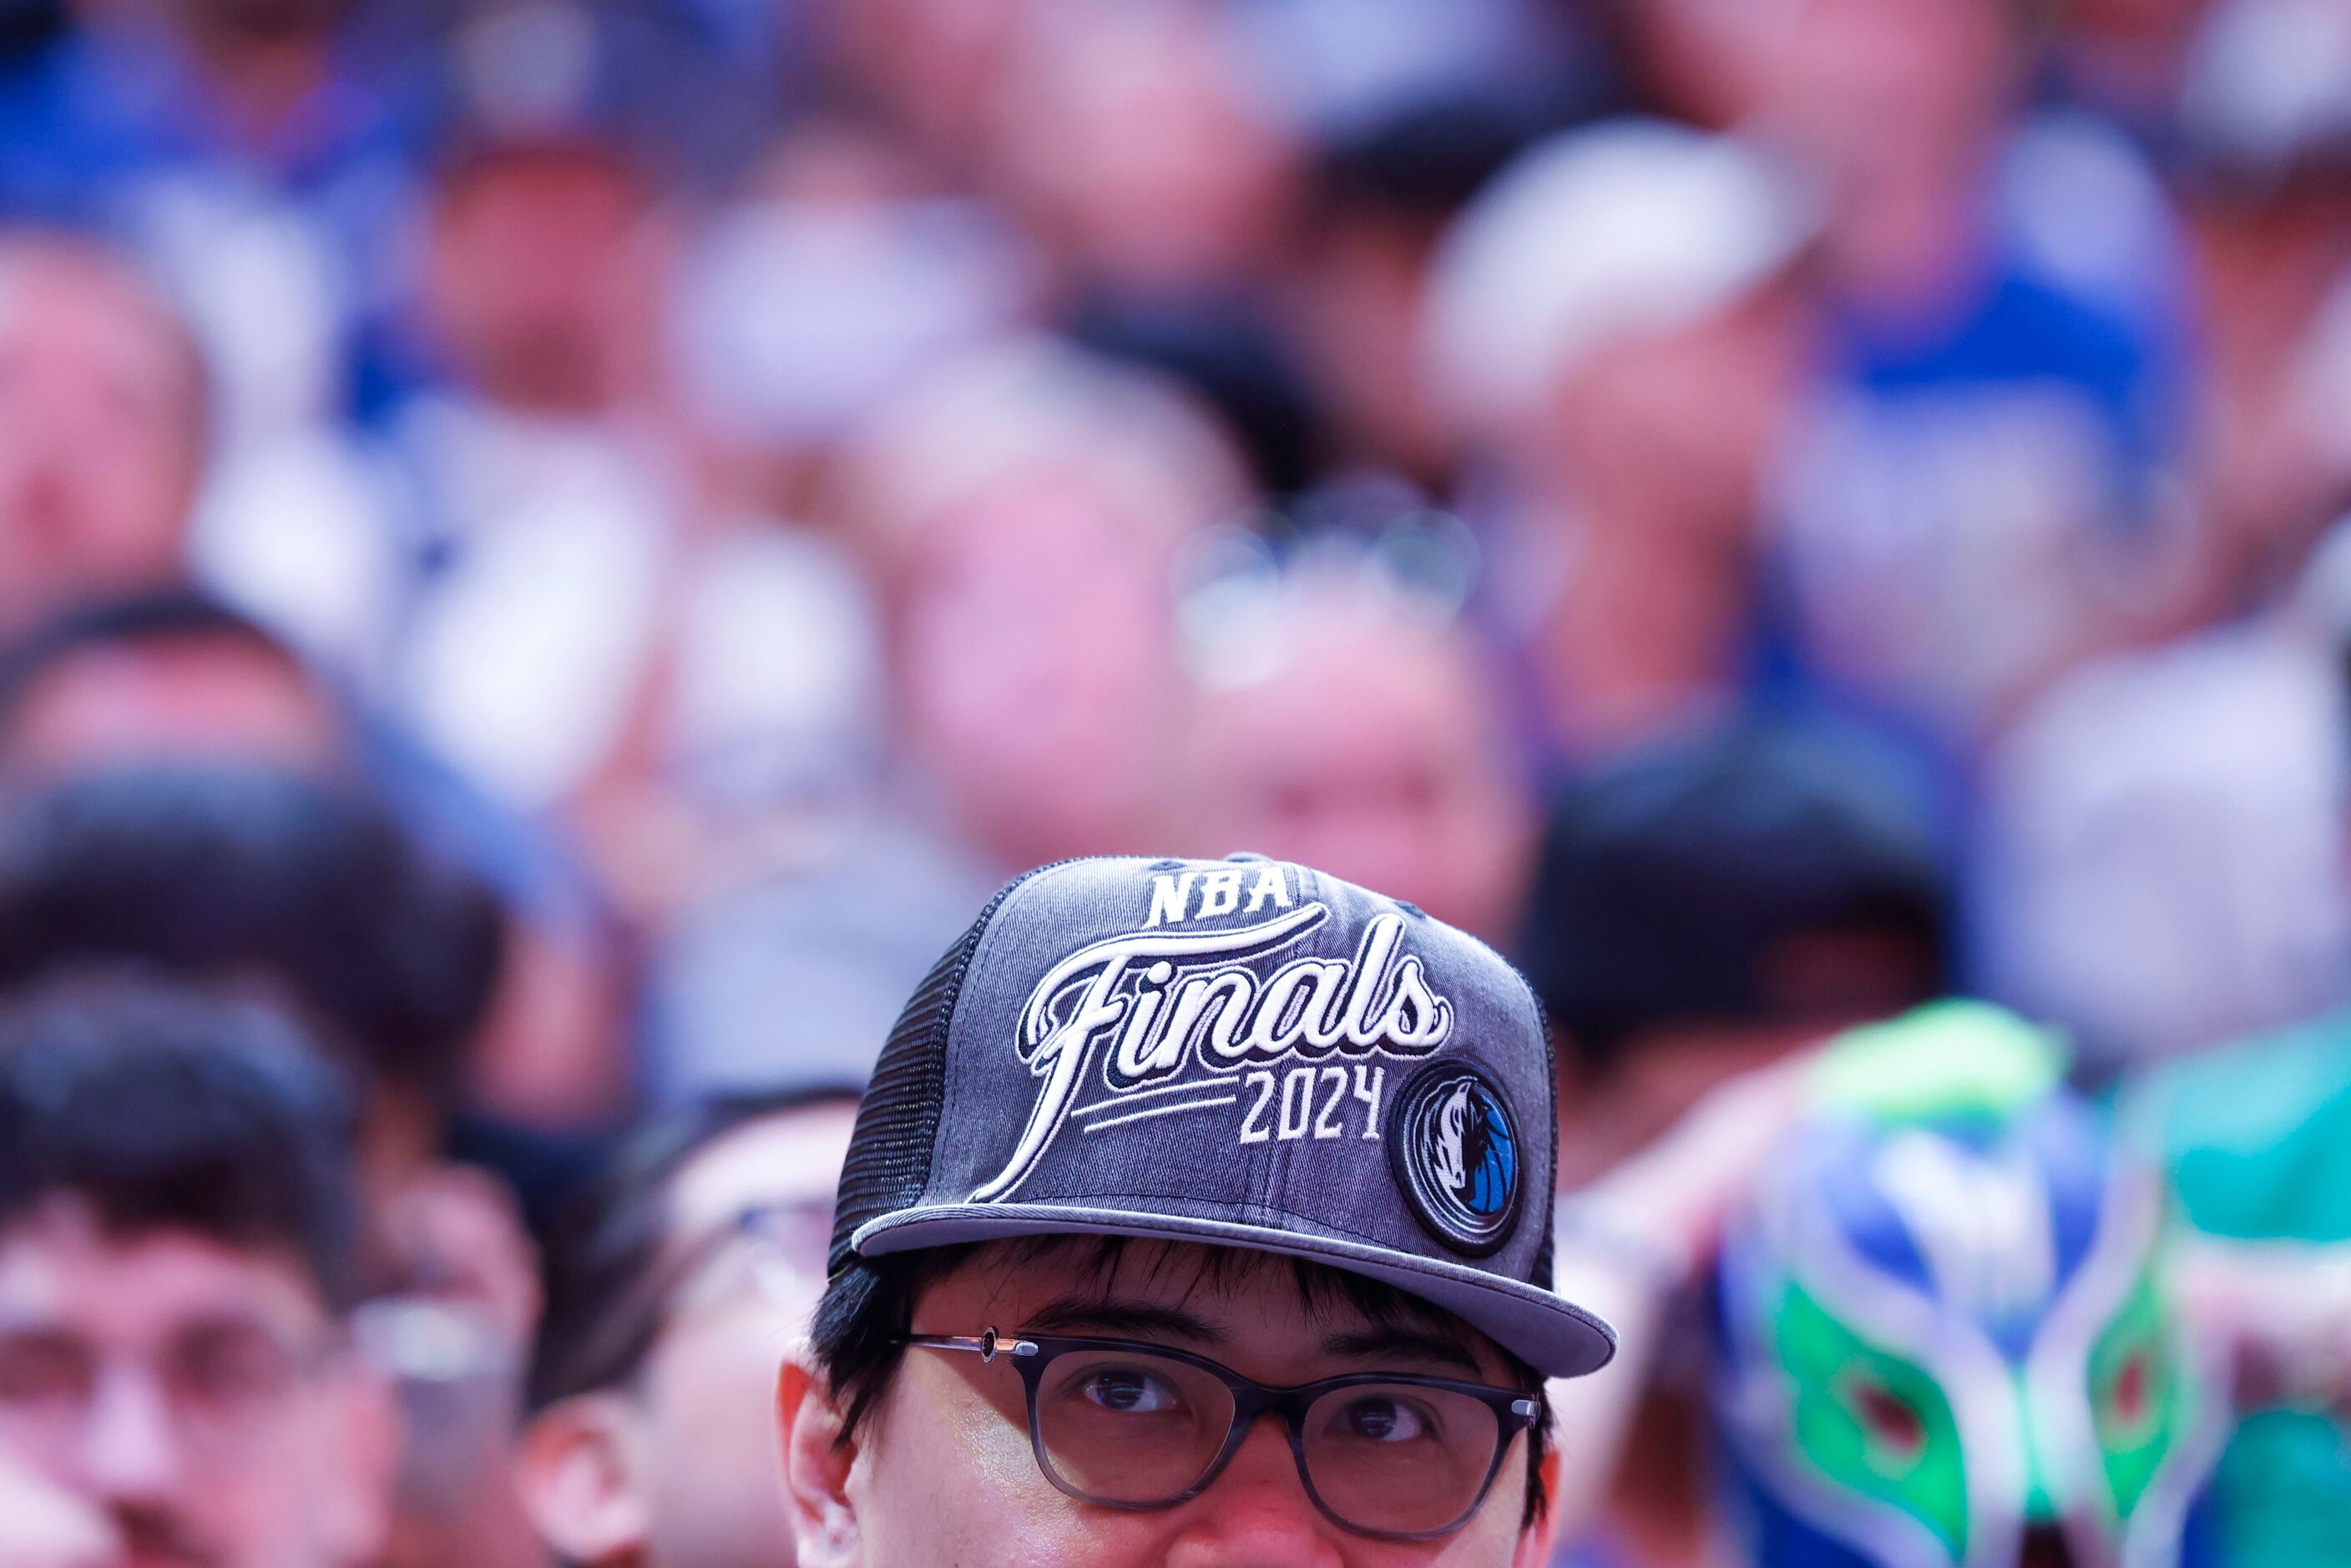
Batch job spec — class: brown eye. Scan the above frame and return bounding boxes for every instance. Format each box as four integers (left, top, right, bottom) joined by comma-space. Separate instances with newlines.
1071, 1365, 1182, 1416
1850, 1378, 1926, 1462
1325, 1393, 1436, 1444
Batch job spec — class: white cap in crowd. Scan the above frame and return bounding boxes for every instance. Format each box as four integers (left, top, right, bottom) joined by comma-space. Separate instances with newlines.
1424, 117, 1816, 440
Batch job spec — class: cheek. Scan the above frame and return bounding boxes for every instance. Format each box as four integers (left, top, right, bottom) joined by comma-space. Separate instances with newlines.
857, 1366, 1159, 1567
641, 1338, 799, 1547
660, 1328, 795, 1459
1427, 1441, 1537, 1565
88, 460, 185, 551
215, 1406, 354, 1555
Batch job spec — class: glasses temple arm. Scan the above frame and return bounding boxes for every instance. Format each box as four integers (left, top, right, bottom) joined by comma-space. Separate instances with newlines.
901, 1328, 1040, 1363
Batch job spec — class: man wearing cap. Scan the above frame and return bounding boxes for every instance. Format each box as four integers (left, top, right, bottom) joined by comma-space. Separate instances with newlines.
1423, 119, 1817, 756
778, 854, 1610, 1563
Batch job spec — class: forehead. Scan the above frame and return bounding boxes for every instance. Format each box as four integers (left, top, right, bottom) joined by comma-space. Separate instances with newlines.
1196, 620, 1492, 769
922, 468, 1172, 574
432, 149, 645, 235
0, 1199, 327, 1338
665, 1101, 859, 1240
932, 1237, 1469, 1344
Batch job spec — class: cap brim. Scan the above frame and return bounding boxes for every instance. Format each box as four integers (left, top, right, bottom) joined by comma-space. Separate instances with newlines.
852, 1203, 1617, 1379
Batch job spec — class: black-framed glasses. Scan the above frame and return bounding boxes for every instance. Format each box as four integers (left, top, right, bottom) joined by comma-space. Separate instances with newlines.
902, 1327, 1542, 1541
0, 1318, 343, 1458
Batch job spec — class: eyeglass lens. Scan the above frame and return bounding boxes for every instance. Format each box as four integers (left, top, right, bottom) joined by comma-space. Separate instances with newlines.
1029, 1345, 1505, 1538
0, 1321, 317, 1450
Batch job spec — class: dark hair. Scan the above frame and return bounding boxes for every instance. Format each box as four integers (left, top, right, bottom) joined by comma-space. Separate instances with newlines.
0, 589, 314, 739
1309, 96, 1552, 231
1518, 716, 1949, 1071
808, 1235, 1553, 1529
525, 1086, 861, 1412
0, 978, 361, 1308
0, 764, 507, 1106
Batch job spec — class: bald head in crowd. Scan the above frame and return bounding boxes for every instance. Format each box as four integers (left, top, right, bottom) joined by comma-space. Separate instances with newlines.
0, 232, 209, 635
842, 339, 1251, 871
1177, 554, 1536, 943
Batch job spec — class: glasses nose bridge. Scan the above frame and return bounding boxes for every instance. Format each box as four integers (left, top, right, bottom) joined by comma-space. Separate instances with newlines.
1197, 1387, 1325, 1499
1219, 1374, 1317, 1444
1201, 1380, 1326, 1492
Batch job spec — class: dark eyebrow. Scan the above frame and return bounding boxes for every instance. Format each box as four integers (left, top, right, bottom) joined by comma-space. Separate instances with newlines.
1021, 1298, 1223, 1345
167, 1310, 299, 1343
1319, 1326, 1485, 1376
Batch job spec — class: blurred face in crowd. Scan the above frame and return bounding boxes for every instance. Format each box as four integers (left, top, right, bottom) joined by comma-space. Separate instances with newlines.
894, 464, 1191, 870
425, 147, 656, 417
1542, 284, 1812, 542
0, 1199, 392, 1568
779, 1240, 1554, 1567
994, 3, 1297, 296
1292, 206, 1456, 484
0, 247, 205, 635
521, 1100, 857, 1568
1182, 596, 1534, 943
0, 635, 339, 781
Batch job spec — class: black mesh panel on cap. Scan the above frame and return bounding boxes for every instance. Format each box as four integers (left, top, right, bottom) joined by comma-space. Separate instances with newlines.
826, 865, 1052, 1277
1526, 989, 1560, 1295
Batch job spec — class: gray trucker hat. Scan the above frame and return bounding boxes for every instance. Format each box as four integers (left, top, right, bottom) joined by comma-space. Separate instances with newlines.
828, 853, 1616, 1378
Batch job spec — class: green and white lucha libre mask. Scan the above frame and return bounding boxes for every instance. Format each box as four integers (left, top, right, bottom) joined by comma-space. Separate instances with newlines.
1711, 1004, 2227, 1568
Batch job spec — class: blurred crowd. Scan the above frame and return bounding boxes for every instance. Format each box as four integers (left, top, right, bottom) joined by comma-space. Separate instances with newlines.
3, 0, 2351, 1562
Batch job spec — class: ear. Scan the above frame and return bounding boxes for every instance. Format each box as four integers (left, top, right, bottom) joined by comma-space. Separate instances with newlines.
316, 1358, 401, 1568
1516, 1444, 1568, 1568
778, 1352, 862, 1568
515, 1394, 654, 1564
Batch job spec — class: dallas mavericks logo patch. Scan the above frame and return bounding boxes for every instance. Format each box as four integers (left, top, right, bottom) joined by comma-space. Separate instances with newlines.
1389, 1065, 1521, 1256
